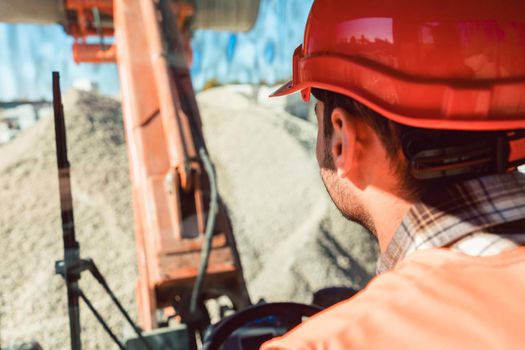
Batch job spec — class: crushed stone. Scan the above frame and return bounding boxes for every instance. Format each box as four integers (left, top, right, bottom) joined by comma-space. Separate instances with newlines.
0, 86, 378, 349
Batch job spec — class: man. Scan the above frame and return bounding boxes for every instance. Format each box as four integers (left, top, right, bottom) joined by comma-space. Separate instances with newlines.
262, 0, 525, 348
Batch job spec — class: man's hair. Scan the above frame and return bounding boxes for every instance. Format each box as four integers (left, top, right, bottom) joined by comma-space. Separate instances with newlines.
311, 88, 507, 200
311, 88, 401, 159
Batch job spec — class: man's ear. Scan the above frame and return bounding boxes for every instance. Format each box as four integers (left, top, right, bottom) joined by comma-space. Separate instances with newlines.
330, 107, 356, 178
330, 107, 372, 189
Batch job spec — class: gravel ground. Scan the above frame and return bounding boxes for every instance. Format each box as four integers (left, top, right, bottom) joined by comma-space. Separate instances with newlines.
0, 86, 378, 349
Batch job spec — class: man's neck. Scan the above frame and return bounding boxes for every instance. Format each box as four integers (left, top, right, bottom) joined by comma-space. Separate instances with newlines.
364, 187, 414, 252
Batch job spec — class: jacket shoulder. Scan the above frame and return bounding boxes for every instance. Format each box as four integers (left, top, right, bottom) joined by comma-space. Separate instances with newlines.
262, 248, 525, 350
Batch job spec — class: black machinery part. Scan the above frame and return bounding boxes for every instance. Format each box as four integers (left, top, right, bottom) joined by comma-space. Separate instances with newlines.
201, 302, 323, 350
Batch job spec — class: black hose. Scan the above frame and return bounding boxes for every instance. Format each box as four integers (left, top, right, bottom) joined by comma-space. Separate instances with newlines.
189, 147, 219, 314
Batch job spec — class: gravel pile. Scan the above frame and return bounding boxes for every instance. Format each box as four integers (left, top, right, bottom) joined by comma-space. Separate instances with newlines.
200, 86, 378, 303
0, 86, 378, 349
0, 91, 136, 350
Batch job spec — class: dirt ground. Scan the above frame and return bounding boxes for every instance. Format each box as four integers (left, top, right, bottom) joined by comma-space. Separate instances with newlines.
0, 87, 378, 349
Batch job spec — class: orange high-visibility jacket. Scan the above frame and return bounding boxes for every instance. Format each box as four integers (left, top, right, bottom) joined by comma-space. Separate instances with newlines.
262, 247, 525, 350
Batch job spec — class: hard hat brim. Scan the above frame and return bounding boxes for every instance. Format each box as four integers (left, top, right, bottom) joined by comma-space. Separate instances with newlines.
272, 47, 525, 131
270, 80, 301, 98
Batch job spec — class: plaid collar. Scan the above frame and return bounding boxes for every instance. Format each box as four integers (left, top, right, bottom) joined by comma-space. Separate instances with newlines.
377, 172, 525, 274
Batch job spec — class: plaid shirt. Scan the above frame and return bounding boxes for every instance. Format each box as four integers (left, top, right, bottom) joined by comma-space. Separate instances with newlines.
377, 172, 525, 274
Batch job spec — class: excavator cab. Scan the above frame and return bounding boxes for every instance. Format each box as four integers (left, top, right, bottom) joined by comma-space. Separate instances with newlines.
1, 0, 295, 349
0, 1, 361, 349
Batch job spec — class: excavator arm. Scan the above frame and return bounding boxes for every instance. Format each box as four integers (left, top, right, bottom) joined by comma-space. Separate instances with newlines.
111, 0, 253, 330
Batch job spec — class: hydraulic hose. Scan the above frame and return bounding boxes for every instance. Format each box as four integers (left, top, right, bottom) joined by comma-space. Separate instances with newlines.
189, 147, 219, 315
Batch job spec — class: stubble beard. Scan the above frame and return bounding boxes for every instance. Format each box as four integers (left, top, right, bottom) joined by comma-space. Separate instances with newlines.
319, 150, 377, 236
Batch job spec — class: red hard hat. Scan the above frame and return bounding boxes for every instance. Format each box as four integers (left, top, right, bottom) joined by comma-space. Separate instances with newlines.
272, 0, 525, 132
